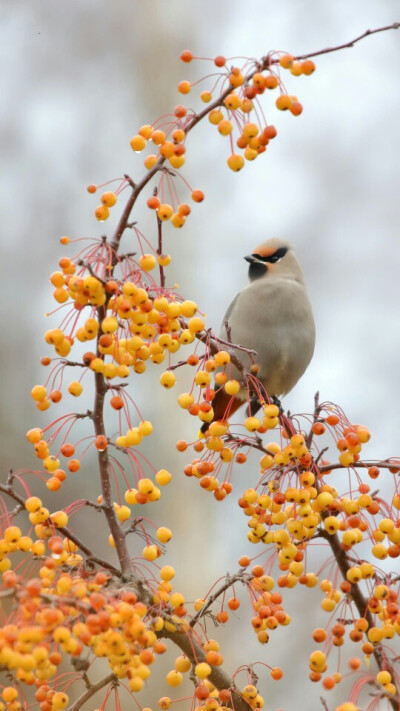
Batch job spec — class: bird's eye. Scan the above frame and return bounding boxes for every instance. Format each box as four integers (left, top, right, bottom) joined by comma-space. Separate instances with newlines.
269, 255, 281, 263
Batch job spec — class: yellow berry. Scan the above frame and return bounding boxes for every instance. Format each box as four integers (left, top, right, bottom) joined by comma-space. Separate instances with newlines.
94, 205, 109, 221
31, 385, 47, 402
156, 527, 172, 543
101, 191, 117, 207
166, 670, 183, 687
160, 371, 176, 388
195, 662, 212, 678
227, 154, 244, 172
156, 469, 172, 486
130, 135, 146, 151
139, 254, 157, 271
157, 204, 173, 221
68, 381, 83, 397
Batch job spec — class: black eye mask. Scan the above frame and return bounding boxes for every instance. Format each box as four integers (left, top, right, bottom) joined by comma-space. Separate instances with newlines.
252, 246, 288, 263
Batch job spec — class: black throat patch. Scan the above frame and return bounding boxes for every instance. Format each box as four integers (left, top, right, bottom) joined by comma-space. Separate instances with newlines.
248, 261, 267, 281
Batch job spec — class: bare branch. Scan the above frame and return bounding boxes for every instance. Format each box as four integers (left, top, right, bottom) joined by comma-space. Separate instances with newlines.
293, 22, 400, 61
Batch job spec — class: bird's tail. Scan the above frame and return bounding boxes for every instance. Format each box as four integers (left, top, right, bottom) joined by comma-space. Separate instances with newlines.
200, 387, 245, 434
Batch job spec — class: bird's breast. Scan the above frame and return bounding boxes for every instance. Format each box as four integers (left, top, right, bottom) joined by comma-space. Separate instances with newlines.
220, 277, 315, 396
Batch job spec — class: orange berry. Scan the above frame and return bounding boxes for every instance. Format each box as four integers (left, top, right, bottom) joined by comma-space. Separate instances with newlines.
229, 69, 244, 87
178, 80, 191, 94
171, 213, 185, 228
276, 94, 292, 111
130, 135, 146, 152
218, 119, 233, 136
151, 129, 166, 145
265, 73, 279, 89
60, 443, 75, 457
279, 53, 294, 69
172, 129, 185, 143
239, 556, 250, 567
312, 628, 327, 643
178, 203, 191, 216
348, 657, 361, 670
301, 59, 316, 75
110, 395, 124, 410
326, 414, 339, 425
227, 597, 240, 610
180, 50, 193, 63
95, 435, 108, 451
224, 93, 241, 110
145, 154, 158, 170
227, 154, 244, 172
270, 667, 283, 680
139, 124, 153, 138
312, 422, 325, 435
191, 189, 204, 202
290, 101, 303, 116
101, 191, 117, 207
174, 104, 187, 118
87, 183, 97, 193
215, 610, 228, 623
147, 196, 160, 210
95, 205, 109, 222
214, 55, 226, 67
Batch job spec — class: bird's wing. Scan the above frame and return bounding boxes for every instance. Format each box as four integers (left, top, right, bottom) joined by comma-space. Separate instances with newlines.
220, 291, 242, 332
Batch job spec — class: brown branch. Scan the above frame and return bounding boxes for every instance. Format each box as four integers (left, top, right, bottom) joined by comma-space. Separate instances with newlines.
66, 673, 116, 711
161, 626, 253, 711
190, 569, 249, 627
58, 526, 120, 576
305, 391, 322, 449
0, 482, 121, 576
313, 475, 398, 711
318, 460, 399, 474
92, 368, 133, 578
156, 215, 165, 288
196, 329, 256, 377
292, 22, 400, 62
109, 23, 400, 259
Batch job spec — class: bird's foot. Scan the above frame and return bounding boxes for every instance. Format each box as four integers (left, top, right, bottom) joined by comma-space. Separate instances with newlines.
271, 395, 283, 413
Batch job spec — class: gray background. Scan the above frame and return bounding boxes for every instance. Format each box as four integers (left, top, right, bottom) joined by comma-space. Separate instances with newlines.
1, 2, 399, 710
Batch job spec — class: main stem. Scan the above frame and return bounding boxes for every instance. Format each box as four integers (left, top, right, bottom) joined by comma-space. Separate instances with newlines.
93, 368, 133, 577
314, 476, 399, 710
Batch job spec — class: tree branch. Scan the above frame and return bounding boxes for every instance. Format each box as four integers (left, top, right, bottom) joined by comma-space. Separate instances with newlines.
66, 673, 116, 711
190, 569, 249, 628
293, 23, 400, 61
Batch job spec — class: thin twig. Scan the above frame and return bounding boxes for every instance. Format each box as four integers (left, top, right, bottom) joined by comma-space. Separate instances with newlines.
293, 22, 400, 61
190, 569, 250, 627
156, 215, 165, 288
66, 673, 116, 711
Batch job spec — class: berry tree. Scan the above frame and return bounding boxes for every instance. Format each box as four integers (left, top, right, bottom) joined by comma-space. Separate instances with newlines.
1, 23, 400, 711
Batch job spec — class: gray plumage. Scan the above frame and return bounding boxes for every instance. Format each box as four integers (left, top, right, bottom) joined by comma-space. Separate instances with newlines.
220, 238, 315, 398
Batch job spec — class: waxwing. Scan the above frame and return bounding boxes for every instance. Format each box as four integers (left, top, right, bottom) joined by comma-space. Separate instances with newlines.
205, 238, 315, 427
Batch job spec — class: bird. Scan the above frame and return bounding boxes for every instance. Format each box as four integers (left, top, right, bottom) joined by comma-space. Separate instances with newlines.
202, 238, 315, 430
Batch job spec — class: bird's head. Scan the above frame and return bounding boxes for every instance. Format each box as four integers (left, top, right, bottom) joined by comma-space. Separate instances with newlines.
244, 238, 304, 283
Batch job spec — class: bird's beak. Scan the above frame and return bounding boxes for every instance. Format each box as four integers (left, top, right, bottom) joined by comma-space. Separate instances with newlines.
244, 254, 257, 264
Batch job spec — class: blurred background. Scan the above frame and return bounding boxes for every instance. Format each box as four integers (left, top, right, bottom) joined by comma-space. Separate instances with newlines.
1, 1, 399, 709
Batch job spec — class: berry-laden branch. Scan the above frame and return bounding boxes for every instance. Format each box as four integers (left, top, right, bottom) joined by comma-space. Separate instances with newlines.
1, 21, 399, 711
